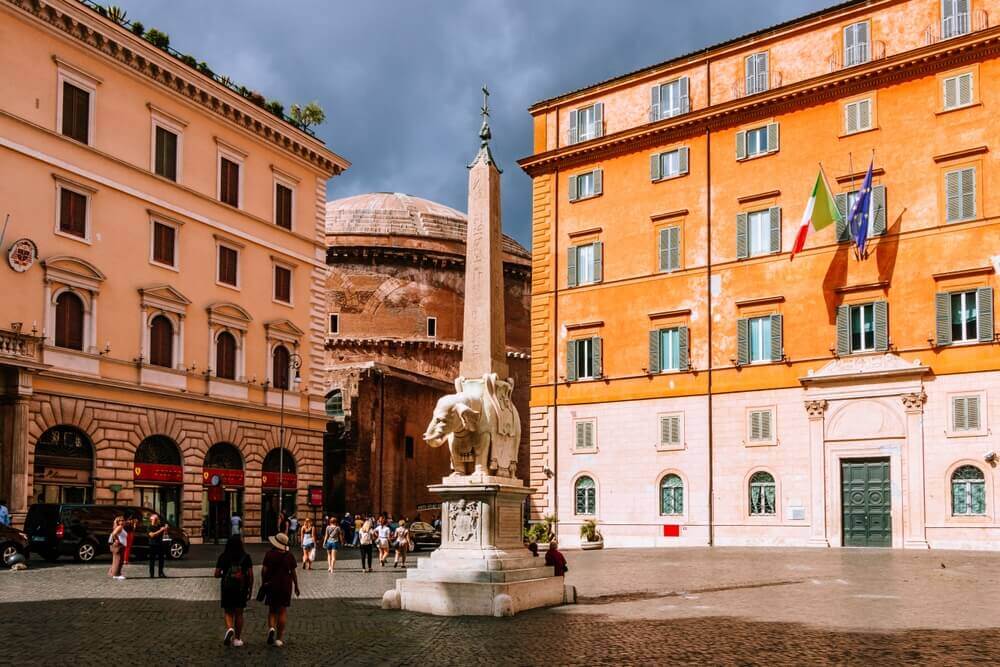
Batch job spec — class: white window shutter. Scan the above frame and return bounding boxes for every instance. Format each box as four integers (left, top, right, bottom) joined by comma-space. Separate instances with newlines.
593, 168, 603, 196
960, 167, 976, 220
736, 131, 747, 160
859, 99, 872, 130
678, 146, 689, 175
977, 287, 994, 342
569, 109, 579, 144
845, 102, 859, 134
958, 73, 973, 106
667, 226, 681, 271
953, 396, 968, 430
936, 292, 952, 346
650, 153, 662, 182
766, 122, 779, 152
568, 174, 579, 202
945, 170, 961, 221
679, 77, 690, 113
944, 76, 959, 110
650, 85, 662, 122
658, 228, 670, 272
593, 103, 604, 138
592, 241, 603, 283
968, 396, 981, 430
768, 206, 782, 253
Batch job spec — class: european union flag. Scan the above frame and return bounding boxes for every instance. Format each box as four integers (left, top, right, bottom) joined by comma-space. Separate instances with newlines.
849, 160, 875, 258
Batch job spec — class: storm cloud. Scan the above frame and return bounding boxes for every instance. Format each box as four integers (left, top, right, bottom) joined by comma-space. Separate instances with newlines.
113, 0, 833, 246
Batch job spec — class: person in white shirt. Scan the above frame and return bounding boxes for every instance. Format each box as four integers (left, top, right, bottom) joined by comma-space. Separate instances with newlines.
375, 516, 392, 567
230, 513, 242, 536
288, 516, 299, 546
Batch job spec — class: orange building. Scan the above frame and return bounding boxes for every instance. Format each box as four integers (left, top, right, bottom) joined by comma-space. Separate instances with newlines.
0, 0, 347, 546
521, 0, 1000, 549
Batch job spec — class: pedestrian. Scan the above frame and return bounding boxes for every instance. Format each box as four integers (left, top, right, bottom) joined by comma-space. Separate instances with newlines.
431, 515, 441, 531
300, 518, 316, 570
0, 499, 10, 526
230, 512, 242, 536
353, 514, 363, 547
544, 538, 568, 577
527, 541, 539, 557
123, 517, 136, 565
375, 516, 392, 567
323, 516, 342, 572
259, 532, 299, 648
358, 518, 374, 573
275, 512, 285, 539
289, 515, 299, 546
108, 515, 127, 580
147, 512, 168, 578
393, 519, 411, 568
215, 535, 253, 647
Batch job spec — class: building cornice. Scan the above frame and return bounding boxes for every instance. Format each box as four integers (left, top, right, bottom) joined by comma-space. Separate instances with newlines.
326, 336, 530, 360
325, 244, 532, 276
4, 0, 348, 176
519, 26, 1000, 176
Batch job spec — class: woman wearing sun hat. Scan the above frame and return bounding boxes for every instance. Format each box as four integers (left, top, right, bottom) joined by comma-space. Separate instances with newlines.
259, 532, 299, 647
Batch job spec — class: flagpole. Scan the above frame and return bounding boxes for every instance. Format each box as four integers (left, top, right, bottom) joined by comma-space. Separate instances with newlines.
848, 152, 859, 261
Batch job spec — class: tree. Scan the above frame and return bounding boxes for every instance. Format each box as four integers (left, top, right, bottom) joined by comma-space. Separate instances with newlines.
290, 101, 326, 130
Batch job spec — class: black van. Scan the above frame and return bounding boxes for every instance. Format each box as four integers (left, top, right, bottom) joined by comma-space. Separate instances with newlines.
24, 504, 190, 563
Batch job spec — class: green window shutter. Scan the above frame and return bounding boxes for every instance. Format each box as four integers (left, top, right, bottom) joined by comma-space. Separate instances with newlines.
667, 226, 680, 271
737, 318, 749, 365
874, 300, 889, 351
836, 305, 850, 356
650, 153, 662, 182
945, 170, 961, 221
679, 77, 690, 113
968, 396, 981, 430
569, 110, 579, 144
650, 85, 662, 121
766, 122, 779, 152
736, 212, 749, 259
658, 228, 670, 272
592, 336, 603, 378
953, 397, 968, 431
678, 146, 689, 175
678, 326, 689, 371
736, 130, 747, 160
761, 410, 772, 440
871, 185, 887, 236
593, 168, 603, 196
770, 314, 783, 362
977, 287, 994, 342
769, 206, 781, 253
575, 421, 585, 449
567, 246, 578, 287
592, 241, 603, 283
566, 340, 578, 381
935, 292, 952, 346
568, 174, 579, 202
648, 329, 661, 373
835, 193, 850, 242
749, 411, 762, 440
593, 103, 604, 138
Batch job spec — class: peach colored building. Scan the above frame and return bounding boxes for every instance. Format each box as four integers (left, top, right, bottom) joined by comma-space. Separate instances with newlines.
521, 0, 1000, 549
0, 0, 347, 543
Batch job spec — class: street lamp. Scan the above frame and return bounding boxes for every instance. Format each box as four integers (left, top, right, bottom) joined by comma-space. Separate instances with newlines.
278, 352, 302, 531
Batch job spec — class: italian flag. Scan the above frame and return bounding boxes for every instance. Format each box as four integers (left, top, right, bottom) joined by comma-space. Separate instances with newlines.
790, 168, 841, 260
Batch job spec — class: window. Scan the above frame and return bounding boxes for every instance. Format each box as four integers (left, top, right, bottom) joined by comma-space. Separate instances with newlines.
567, 242, 602, 286
837, 301, 887, 355
574, 420, 595, 451
844, 98, 872, 134
943, 72, 973, 110
658, 225, 681, 272
426, 317, 437, 338
835, 185, 887, 241
329, 313, 340, 335
154, 126, 178, 181
568, 169, 602, 202
737, 314, 782, 365
649, 327, 688, 373
149, 315, 173, 368
749, 471, 776, 515
650, 78, 689, 121
745, 52, 769, 95
272, 345, 291, 390
945, 167, 976, 222
951, 465, 986, 515
748, 316, 773, 363
151, 221, 176, 268
275, 182, 294, 230
942, 0, 970, 39
215, 331, 237, 380
273, 265, 292, 304
54, 292, 84, 351
843, 21, 870, 67
650, 148, 689, 182
570, 103, 603, 144
58, 187, 88, 239
325, 389, 344, 418
574, 476, 596, 515
736, 124, 778, 160
737, 207, 781, 258
749, 210, 773, 256
952, 291, 978, 342
659, 415, 682, 449
936, 287, 992, 345
219, 157, 240, 207
748, 409, 774, 443
218, 245, 239, 287
660, 474, 683, 515
746, 127, 768, 157
850, 303, 876, 352
61, 81, 91, 144
952, 395, 982, 432
567, 337, 602, 381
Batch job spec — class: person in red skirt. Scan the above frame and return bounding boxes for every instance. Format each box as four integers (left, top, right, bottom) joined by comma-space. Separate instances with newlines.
123, 517, 136, 564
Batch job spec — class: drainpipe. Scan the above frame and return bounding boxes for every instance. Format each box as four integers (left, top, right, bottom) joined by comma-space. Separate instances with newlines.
705, 59, 715, 547
551, 111, 561, 530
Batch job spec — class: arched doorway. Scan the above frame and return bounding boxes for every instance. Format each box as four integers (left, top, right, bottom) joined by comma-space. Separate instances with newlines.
33, 426, 94, 504
261, 447, 296, 540
202, 442, 244, 543
133, 435, 183, 527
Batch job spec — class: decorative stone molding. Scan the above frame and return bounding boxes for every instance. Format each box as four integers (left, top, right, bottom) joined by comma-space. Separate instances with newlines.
901, 391, 928, 413
804, 399, 828, 419
801, 353, 928, 385
448, 498, 481, 543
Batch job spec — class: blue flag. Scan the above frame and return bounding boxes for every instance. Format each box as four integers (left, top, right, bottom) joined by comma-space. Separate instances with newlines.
849, 160, 874, 257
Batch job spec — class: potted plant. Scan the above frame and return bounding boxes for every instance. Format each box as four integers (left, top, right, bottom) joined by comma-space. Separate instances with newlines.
523, 513, 559, 552
579, 519, 603, 550
130, 21, 144, 37
144, 28, 170, 50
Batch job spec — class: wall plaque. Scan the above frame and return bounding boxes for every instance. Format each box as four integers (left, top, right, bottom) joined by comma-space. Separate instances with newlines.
7, 238, 37, 273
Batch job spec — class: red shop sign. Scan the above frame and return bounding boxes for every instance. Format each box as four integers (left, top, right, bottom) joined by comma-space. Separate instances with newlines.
202, 468, 245, 487
662, 524, 681, 538
308, 485, 323, 507
261, 472, 297, 489
134, 463, 183, 484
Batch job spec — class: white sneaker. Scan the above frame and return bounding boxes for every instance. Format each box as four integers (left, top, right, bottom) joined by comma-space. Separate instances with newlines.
224, 628, 235, 646
114, 575, 126, 580
274, 639, 284, 648
232, 639, 244, 647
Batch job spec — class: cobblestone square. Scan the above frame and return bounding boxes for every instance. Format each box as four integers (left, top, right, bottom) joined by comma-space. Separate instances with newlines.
3, 545, 999, 665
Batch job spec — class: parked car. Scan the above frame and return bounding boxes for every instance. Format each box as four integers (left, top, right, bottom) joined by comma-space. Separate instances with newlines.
24, 504, 190, 563
1, 524, 30, 567
408, 521, 441, 550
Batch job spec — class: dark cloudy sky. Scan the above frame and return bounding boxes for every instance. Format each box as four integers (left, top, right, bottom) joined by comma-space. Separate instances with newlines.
115, 0, 832, 246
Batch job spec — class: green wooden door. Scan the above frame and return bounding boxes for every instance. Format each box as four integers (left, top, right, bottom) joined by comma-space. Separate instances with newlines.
841, 458, 891, 547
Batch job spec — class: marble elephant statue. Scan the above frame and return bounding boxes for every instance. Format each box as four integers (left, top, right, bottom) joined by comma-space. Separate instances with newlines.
423, 373, 521, 478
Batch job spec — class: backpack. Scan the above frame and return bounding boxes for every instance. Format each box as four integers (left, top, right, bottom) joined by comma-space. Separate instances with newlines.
221, 559, 245, 597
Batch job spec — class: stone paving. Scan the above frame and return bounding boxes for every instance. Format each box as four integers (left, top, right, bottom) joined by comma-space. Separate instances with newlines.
2, 544, 999, 665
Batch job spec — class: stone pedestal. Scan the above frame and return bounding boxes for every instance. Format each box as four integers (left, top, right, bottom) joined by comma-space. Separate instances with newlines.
385, 479, 567, 616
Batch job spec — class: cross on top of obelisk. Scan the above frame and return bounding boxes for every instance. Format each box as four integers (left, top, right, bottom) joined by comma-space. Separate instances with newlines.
470, 84, 500, 172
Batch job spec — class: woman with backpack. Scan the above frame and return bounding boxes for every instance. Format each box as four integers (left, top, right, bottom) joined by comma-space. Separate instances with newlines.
393, 519, 411, 568
215, 535, 253, 647
323, 516, 342, 572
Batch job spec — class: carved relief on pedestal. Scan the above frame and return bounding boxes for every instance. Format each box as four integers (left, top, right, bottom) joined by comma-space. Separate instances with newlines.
804, 399, 828, 419
449, 498, 481, 543
901, 391, 927, 413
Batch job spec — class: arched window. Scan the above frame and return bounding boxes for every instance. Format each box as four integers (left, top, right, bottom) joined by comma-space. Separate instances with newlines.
574, 476, 596, 515
272, 345, 290, 390
215, 331, 237, 380
262, 447, 296, 474
54, 291, 84, 350
205, 442, 243, 471
135, 435, 182, 467
660, 474, 684, 515
749, 471, 776, 516
952, 465, 986, 516
325, 389, 344, 417
149, 315, 173, 368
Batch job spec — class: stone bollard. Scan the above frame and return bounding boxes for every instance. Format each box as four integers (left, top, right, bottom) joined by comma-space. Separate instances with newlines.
563, 584, 577, 604
381, 589, 401, 610
492, 593, 514, 617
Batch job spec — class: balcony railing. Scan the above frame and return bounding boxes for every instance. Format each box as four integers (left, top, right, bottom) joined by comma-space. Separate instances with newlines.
829, 40, 887, 72
923, 10, 989, 45
0, 327, 43, 364
731, 71, 783, 100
